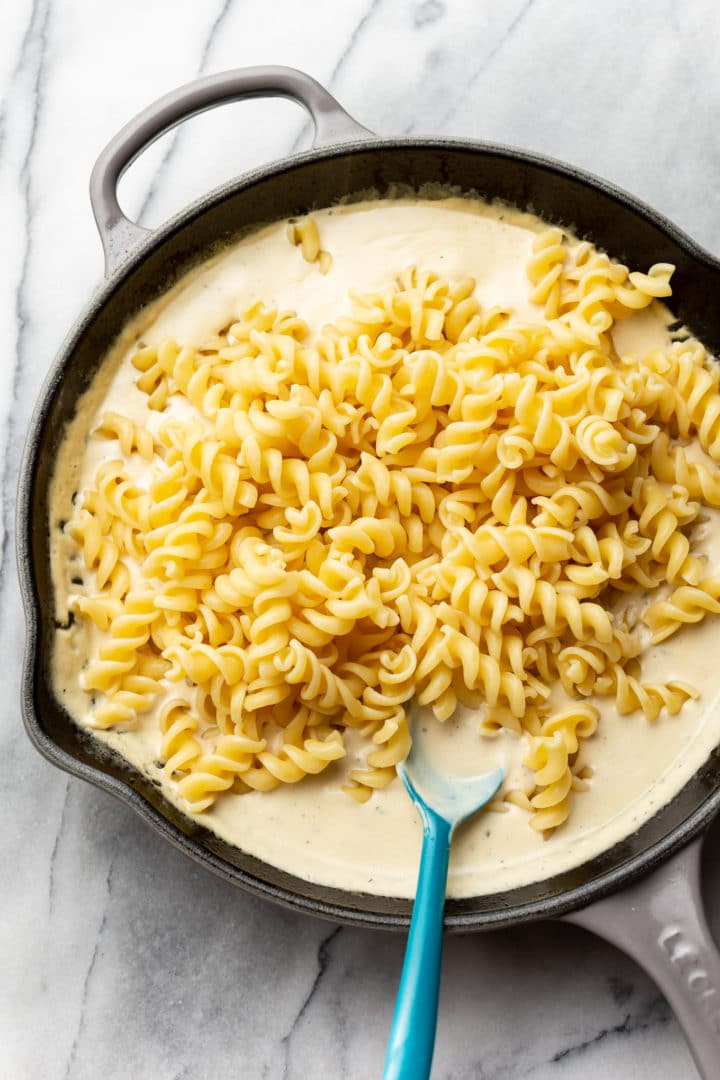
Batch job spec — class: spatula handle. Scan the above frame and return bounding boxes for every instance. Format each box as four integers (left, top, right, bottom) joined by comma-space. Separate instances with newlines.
383, 808, 452, 1080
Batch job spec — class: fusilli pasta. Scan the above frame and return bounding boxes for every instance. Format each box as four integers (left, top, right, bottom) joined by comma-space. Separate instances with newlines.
63, 217, 720, 836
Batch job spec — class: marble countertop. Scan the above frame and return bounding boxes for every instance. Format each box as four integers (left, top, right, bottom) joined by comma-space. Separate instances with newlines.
3, 1, 720, 1076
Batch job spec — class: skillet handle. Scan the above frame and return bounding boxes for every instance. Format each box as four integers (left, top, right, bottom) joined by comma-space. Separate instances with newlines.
563, 837, 720, 1079
89, 65, 373, 276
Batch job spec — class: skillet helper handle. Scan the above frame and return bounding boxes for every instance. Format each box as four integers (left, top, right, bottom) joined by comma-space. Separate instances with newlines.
564, 837, 720, 1080
89, 65, 372, 276
383, 810, 452, 1080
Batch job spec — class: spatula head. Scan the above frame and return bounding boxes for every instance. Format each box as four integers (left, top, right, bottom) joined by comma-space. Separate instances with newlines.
397, 726, 505, 831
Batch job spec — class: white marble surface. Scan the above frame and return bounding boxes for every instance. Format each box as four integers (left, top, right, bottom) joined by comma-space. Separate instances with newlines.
3, 1, 720, 1077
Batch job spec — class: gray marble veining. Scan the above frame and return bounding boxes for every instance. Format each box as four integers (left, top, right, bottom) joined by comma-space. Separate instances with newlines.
3, 1, 720, 1077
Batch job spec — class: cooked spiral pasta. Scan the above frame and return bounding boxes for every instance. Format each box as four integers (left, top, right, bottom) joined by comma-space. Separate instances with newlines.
62, 208, 720, 840
287, 215, 332, 274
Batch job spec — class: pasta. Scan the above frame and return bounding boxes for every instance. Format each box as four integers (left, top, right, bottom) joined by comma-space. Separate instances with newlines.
61, 208, 720, 840
287, 215, 333, 274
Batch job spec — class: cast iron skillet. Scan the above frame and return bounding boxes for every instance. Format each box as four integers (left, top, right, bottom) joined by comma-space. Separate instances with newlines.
16, 67, 720, 1076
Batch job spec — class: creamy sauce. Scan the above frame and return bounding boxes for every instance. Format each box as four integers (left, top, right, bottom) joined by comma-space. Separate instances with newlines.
50, 197, 720, 899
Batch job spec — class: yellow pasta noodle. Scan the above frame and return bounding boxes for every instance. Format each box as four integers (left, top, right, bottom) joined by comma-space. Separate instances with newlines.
64, 223, 720, 836
287, 215, 333, 274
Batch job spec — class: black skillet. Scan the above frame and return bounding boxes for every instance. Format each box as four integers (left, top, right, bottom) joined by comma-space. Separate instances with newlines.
16, 67, 720, 1077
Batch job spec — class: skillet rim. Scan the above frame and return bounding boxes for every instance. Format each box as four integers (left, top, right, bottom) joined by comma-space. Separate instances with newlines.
17, 133, 720, 931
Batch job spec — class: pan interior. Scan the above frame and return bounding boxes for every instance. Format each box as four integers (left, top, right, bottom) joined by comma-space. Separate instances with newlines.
22, 142, 720, 927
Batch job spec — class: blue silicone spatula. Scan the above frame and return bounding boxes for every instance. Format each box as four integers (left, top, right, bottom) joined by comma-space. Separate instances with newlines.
382, 716, 504, 1080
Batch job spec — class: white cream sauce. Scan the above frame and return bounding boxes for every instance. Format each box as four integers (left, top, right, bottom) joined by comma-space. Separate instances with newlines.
50, 197, 720, 899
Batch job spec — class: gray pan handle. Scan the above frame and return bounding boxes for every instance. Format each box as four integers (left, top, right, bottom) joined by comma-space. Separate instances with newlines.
564, 837, 720, 1079
89, 65, 373, 276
